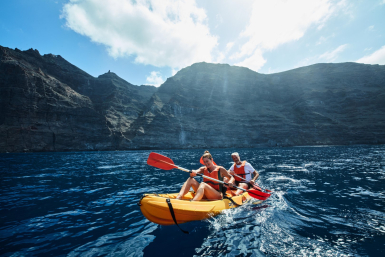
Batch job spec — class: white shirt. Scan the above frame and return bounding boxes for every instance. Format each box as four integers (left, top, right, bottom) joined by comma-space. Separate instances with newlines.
228, 162, 255, 181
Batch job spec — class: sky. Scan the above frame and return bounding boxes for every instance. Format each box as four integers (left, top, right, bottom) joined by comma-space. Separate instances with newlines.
1, 0, 385, 87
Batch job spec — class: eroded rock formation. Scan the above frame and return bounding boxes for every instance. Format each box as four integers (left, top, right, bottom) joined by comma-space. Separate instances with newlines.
1, 45, 384, 152
0, 46, 156, 152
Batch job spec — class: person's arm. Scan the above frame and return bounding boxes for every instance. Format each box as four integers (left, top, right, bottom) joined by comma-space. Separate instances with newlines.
227, 164, 235, 175
221, 167, 235, 186
190, 167, 204, 177
250, 170, 259, 184
245, 163, 259, 184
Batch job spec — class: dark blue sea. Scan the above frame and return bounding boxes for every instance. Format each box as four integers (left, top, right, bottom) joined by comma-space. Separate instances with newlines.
1, 146, 384, 256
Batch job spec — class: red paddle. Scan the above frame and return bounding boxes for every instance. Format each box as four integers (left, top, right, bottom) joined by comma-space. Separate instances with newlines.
147, 152, 271, 201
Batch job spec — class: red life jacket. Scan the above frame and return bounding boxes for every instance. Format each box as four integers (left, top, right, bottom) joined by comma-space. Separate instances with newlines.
233, 161, 247, 182
203, 166, 222, 191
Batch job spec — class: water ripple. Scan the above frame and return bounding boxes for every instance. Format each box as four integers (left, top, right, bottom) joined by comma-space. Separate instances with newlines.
1, 146, 384, 256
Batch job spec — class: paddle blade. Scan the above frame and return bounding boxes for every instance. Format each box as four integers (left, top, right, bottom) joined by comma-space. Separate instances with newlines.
252, 184, 272, 193
251, 184, 262, 191
147, 152, 177, 170
247, 189, 271, 201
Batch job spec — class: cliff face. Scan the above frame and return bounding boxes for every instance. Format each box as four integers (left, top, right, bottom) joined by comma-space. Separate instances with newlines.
1, 45, 384, 152
0, 46, 156, 152
130, 62, 385, 148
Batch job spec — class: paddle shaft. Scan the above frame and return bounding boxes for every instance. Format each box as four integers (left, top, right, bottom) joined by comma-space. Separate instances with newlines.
175, 165, 250, 193
232, 173, 256, 183
147, 152, 271, 200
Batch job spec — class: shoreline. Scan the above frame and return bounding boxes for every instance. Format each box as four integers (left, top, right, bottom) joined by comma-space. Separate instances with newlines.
1, 143, 384, 154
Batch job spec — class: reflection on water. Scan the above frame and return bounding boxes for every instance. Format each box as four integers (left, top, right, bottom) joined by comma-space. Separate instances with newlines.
0, 146, 384, 256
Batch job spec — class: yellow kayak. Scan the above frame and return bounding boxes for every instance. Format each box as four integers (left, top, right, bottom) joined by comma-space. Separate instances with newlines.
138, 191, 262, 226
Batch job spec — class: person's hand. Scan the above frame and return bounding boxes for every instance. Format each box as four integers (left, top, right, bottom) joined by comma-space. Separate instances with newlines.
227, 182, 235, 188
249, 180, 255, 185
190, 171, 196, 178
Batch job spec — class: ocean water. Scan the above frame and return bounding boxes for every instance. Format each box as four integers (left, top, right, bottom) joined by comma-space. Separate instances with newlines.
0, 146, 384, 256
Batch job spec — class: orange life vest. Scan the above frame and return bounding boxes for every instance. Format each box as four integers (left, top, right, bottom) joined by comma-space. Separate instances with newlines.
203, 166, 222, 191
233, 161, 247, 182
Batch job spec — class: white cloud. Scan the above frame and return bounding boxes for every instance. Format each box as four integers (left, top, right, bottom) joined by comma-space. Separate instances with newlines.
319, 44, 348, 61
231, 0, 339, 71
368, 25, 374, 31
214, 52, 226, 63
226, 42, 234, 52
171, 68, 179, 76
356, 45, 385, 65
146, 71, 164, 87
239, 0, 334, 55
61, 0, 217, 69
214, 41, 235, 63
235, 49, 266, 72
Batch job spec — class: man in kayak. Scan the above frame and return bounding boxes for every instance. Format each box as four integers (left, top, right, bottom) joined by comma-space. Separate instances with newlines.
176, 151, 235, 201
228, 152, 259, 195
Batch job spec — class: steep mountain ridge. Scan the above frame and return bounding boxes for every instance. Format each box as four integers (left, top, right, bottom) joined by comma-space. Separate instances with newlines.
0, 46, 156, 152
130, 62, 385, 148
1, 46, 384, 152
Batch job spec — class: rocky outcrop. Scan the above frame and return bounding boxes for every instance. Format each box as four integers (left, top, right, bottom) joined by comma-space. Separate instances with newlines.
0, 45, 384, 152
0, 46, 156, 152
130, 62, 385, 148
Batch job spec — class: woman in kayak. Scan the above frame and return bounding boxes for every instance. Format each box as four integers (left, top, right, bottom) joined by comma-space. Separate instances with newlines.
176, 151, 235, 201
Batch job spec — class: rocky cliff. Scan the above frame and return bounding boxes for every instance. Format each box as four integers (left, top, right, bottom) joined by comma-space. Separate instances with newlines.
1, 45, 384, 152
0, 46, 156, 152
130, 62, 385, 148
